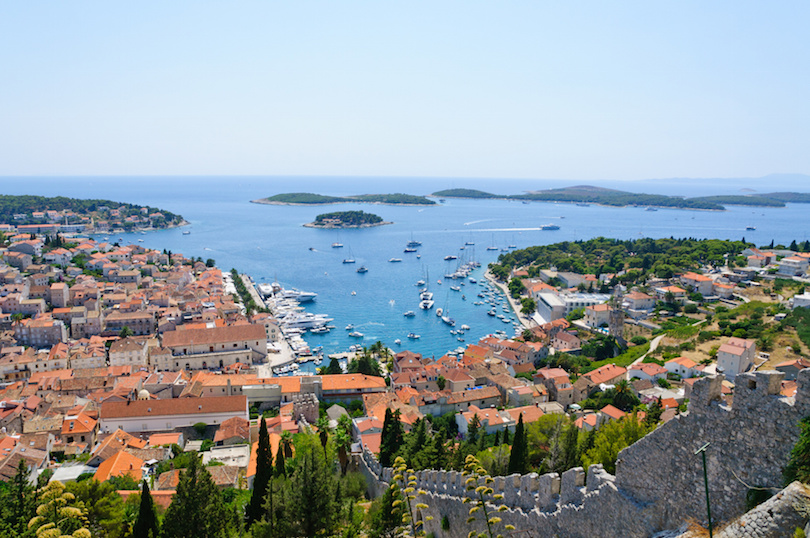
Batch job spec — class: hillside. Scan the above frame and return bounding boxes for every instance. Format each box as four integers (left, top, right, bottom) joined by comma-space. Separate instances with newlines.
254, 192, 435, 205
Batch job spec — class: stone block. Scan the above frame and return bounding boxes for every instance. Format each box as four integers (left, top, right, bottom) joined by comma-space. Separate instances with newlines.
560, 467, 586, 505
536, 472, 560, 511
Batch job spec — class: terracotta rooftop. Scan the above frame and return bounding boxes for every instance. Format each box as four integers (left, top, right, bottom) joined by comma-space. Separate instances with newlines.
100, 395, 247, 419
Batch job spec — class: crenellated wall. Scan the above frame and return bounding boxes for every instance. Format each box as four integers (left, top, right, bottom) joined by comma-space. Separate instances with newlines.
357, 369, 810, 537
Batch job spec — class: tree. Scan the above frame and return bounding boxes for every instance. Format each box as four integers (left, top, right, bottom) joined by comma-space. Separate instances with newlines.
508, 414, 527, 475
66, 479, 128, 538
29, 481, 91, 538
784, 416, 810, 485
132, 481, 159, 538
559, 423, 581, 473
287, 441, 337, 537
367, 481, 404, 538
582, 414, 652, 474
246, 417, 272, 527
160, 454, 229, 538
436, 375, 446, 391
118, 326, 134, 338
380, 408, 403, 467
0, 459, 35, 536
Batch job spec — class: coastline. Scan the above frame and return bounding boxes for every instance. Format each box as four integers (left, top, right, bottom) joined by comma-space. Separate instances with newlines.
483, 269, 536, 331
302, 221, 393, 229
251, 199, 434, 207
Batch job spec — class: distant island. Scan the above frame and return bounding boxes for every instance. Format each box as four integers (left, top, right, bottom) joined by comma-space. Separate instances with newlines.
431, 185, 810, 210
303, 210, 391, 228
0, 194, 184, 233
253, 192, 436, 206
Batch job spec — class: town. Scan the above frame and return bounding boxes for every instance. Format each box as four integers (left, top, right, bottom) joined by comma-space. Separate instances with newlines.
1, 226, 810, 537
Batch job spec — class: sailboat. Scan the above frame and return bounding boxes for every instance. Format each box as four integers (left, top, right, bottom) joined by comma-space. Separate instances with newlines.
486, 233, 498, 251
342, 247, 356, 264
332, 231, 343, 248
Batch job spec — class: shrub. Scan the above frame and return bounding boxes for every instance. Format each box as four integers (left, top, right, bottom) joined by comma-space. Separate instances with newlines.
630, 336, 648, 346
684, 304, 698, 314
193, 422, 207, 437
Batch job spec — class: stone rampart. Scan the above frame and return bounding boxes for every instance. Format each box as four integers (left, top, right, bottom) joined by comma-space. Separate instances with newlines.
357, 369, 810, 537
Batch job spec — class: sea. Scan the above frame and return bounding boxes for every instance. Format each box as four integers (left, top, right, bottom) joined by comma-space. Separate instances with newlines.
1, 175, 807, 364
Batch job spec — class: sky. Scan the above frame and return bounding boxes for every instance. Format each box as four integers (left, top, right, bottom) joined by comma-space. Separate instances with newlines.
1, 1, 808, 180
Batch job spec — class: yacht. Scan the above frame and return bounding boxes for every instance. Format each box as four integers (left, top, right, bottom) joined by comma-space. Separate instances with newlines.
442, 315, 456, 327
444, 255, 458, 261
419, 291, 433, 301
407, 333, 420, 339
345, 324, 354, 330
342, 258, 356, 264
394, 339, 402, 345
348, 331, 364, 338
389, 258, 402, 263
404, 247, 418, 253
403, 311, 416, 317
182, 231, 191, 235
486, 245, 498, 251
450, 286, 461, 292
746, 225, 757, 231
415, 279, 426, 286
356, 266, 368, 273
419, 299, 434, 309
332, 242, 343, 248
540, 224, 560, 230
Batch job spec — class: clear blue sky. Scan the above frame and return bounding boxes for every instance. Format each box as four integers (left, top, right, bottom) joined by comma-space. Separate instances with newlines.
1, 1, 808, 180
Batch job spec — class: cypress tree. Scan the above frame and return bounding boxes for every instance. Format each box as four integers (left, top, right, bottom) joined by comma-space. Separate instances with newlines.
132, 481, 159, 538
160, 454, 228, 538
246, 416, 272, 527
508, 413, 526, 475
503, 425, 510, 445
380, 408, 403, 467
274, 446, 286, 477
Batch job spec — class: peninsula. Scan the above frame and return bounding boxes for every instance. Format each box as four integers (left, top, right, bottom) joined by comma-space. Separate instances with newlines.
0, 194, 184, 233
303, 210, 391, 228
431, 185, 810, 210
252, 192, 435, 205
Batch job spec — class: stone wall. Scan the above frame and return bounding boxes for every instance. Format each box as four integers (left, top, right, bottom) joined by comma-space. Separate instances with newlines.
357, 369, 810, 537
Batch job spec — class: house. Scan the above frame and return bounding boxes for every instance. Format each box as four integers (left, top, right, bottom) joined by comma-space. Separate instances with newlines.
713, 282, 735, 299
61, 412, 98, 445
213, 416, 250, 446
109, 337, 150, 368
93, 450, 144, 483
665, 356, 698, 378
534, 368, 574, 408
628, 363, 668, 383
552, 331, 581, 352
581, 364, 627, 387
158, 324, 267, 370
456, 405, 511, 437
680, 272, 714, 297
778, 256, 809, 277
623, 291, 655, 315
98, 395, 248, 434
716, 337, 756, 380
654, 286, 687, 304
775, 358, 810, 381
584, 304, 612, 329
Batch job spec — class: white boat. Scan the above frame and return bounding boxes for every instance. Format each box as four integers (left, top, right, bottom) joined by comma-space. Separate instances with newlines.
182, 231, 191, 235
444, 255, 458, 261
332, 242, 343, 248
345, 324, 354, 330
436, 308, 443, 317
407, 333, 420, 339
415, 280, 426, 286
442, 315, 456, 327
394, 339, 402, 345
357, 266, 368, 273
419, 300, 434, 309
403, 311, 416, 317
460, 324, 470, 331
343, 258, 356, 264
419, 291, 433, 301
389, 258, 402, 263
349, 331, 364, 338
450, 286, 461, 292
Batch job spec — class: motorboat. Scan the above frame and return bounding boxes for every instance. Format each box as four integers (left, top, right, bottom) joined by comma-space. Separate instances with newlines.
389, 258, 402, 263
349, 331, 364, 338
332, 242, 343, 248
394, 339, 402, 345
407, 333, 420, 339
419, 300, 434, 309
345, 324, 354, 330
444, 255, 458, 261
404, 247, 418, 253
540, 224, 560, 230
403, 311, 416, 317
343, 258, 356, 264
357, 266, 368, 273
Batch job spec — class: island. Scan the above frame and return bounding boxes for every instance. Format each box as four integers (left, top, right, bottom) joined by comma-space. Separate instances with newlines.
303, 210, 392, 228
252, 192, 436, 205
0, 194, 185, 234
432, 185, 810, 210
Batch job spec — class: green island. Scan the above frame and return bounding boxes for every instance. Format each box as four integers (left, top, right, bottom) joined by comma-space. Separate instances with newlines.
432, 185, 810, 210
253, 192, 436, 205
0, 194, 184, 232
304, 210, 390, 228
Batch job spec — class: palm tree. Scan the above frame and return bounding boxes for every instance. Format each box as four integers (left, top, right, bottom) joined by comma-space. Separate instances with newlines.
280, 430, 294, 459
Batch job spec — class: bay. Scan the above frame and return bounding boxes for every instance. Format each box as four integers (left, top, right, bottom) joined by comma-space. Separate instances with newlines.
0, 176, 806, 358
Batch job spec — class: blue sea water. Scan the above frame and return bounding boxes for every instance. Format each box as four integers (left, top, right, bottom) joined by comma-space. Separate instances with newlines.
0, 176, 806, 358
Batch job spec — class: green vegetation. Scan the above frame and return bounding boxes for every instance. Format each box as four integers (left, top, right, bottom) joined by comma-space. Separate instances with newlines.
433, 184, 810, 210
431, 188, 499, 199
261, 192, 435, 205
312, 210, 384, 227
0, 194, 182, 227
784, 416, 810, 485
493, 237, 750, 285
581, 414, 654, 474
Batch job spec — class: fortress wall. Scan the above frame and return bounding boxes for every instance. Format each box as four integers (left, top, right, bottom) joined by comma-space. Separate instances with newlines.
357, 369, 810, 537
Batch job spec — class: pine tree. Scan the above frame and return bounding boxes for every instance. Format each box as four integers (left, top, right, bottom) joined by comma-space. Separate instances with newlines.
287, 446, 337, 537
246, 416, 272, 527
160, 454, 228, 538
508, 413, 527, 475
560, 423, 580, 472
132, 481, 159, 538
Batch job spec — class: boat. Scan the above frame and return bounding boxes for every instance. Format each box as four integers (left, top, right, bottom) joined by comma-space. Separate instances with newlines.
419, 291, 433, 301
746, 226, 756, 230
576, 203, 589, 207
444, 255, 458, 261
182, 231, 191, 235
442, 315, 456, 326
460, 324, 470, 331
394, 339, 401, 345
508, 245, 516, 249
450, 286, 461, 292
457, 337, 465, 342
404, 247, 417, 253
436, 308, 443, 317
465, 240, 475, 245
540, 224, 560, 230
419, 300, 434, 309
407, 333, 420, 339
646, 207, 658, 211
342, 258, 356, 264
406, 235, 422, 248
351, 291, 356, 296
469, 278, 477, 284
487, 310, 496, 316
415, 279, 426, 286
389, 258, 402, 263
345, 324, 354, 330
403, 311, 415, 317
349, 331, 364, 338
332, 242, 343, 248
486, 245, 498, 251
357, 266, 368, 273
138, 239, 144, 242
310, 326, 329, 334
